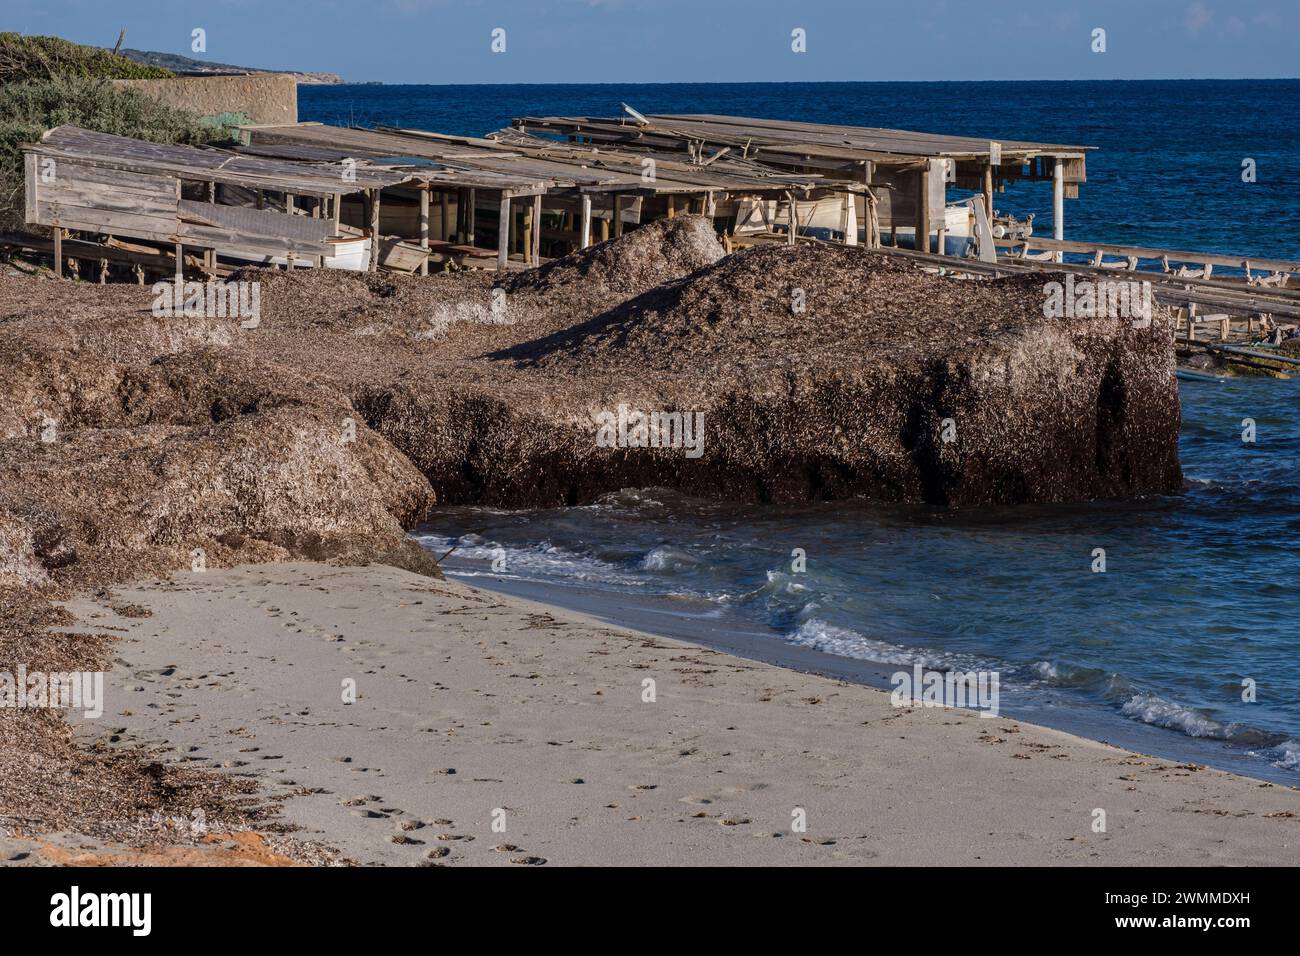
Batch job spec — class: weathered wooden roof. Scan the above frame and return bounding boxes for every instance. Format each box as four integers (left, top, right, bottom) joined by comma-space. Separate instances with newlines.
24, 126, 424, 195
241, 123, 830, 196
514, 113, 1095, 165
236, 124, 550, 193
481, 127, 839, 193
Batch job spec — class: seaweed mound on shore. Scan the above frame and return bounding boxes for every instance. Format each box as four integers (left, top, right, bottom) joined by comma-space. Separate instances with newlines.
0, 347, 438, 590
504, 214, 724, 298
423, 242, 1185, 507
507, 242, 1041, 370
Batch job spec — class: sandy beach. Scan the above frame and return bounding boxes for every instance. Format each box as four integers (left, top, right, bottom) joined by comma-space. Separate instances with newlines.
14, 561, 1288, 866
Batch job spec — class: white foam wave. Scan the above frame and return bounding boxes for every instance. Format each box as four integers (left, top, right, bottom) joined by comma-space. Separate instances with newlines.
414, 534, 646, 588
1119, 692, 1233, 739
640, 545, 704, 573
783, 618, 945, 668
1251, 739, 1300, 771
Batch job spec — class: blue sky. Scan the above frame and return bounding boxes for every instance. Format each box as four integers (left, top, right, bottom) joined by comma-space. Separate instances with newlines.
5, 0, 1297, 84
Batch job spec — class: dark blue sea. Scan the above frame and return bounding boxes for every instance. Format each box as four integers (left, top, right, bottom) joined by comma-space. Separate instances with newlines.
304, 81, 1300, 781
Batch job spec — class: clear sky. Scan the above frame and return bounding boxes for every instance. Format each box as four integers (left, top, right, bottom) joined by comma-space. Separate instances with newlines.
4, 0, 1297, 84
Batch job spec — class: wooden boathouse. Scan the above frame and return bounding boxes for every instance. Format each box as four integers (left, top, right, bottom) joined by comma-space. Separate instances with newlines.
8, 111, 1299, 351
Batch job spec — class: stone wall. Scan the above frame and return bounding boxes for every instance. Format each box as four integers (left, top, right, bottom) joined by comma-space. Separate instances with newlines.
111, 73, 297, 126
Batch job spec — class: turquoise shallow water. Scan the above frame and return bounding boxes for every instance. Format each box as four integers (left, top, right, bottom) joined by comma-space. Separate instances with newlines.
300, 79, 1300, 781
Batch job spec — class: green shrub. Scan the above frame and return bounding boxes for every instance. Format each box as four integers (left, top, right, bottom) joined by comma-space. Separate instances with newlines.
0, 33, 173, 82
0, 76, 237, 230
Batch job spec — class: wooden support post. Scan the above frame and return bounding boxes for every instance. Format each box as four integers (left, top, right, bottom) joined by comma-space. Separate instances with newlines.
497, 193, 511, 271
309, 197, 323, 267
367, 189, 381, 272
666, 196, 675, 219
613, 194, 624, 238
174, 241, 184, 283
99, 258, 108, 284
467, 189, 476, 245
599, 210, 610, 242
531, 194, 542, 265
419, 187, 430, 276
286, 192, 295, 215
863, 161, 876, 248
53, 226, 62, 278
522, 199, 534, 265
982, 164, 994, 227
332, 194, 341, 234
914, 167, 931, 254
580, 193, 592, 248
439, 192, 449, 241
705, 190, 717, 219
1052, 159, 1064, 262
786, 192, 797, 245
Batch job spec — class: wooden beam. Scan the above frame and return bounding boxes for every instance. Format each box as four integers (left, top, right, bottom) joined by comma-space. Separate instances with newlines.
467, 188, 476, 245
367, 189, 381, 272
23, 152, 38, 224
497, 193, 511, 271
419, 187, 430, 276
174, 241, 184, 282
531, 193, 542, 265
613, 194, 624, 238
522, 199, 533, 265
982, 163, 994, 227
786, 192, 796, 246
914, 166, 930, 254
1052, 159, 1064, 262
53, 226, 62, 278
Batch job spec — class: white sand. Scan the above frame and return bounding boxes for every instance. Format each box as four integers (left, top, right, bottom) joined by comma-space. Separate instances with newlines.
60, 562, 1298, 866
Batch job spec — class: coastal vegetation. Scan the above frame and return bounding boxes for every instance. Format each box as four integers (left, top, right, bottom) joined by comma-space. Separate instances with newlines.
0, 34, 234, 230
0, 32, 172, 83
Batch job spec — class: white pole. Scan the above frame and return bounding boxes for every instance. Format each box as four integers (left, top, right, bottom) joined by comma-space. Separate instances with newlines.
1053, 159, 1064, 263
580, 194, 592, 248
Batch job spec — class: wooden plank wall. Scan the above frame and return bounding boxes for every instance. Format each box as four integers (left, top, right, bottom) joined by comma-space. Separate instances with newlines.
29, 159, 179, 242
178, 199, 332, 247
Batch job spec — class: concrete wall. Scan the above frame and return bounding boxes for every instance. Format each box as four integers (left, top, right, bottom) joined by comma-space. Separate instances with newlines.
112, 73, 297, 126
